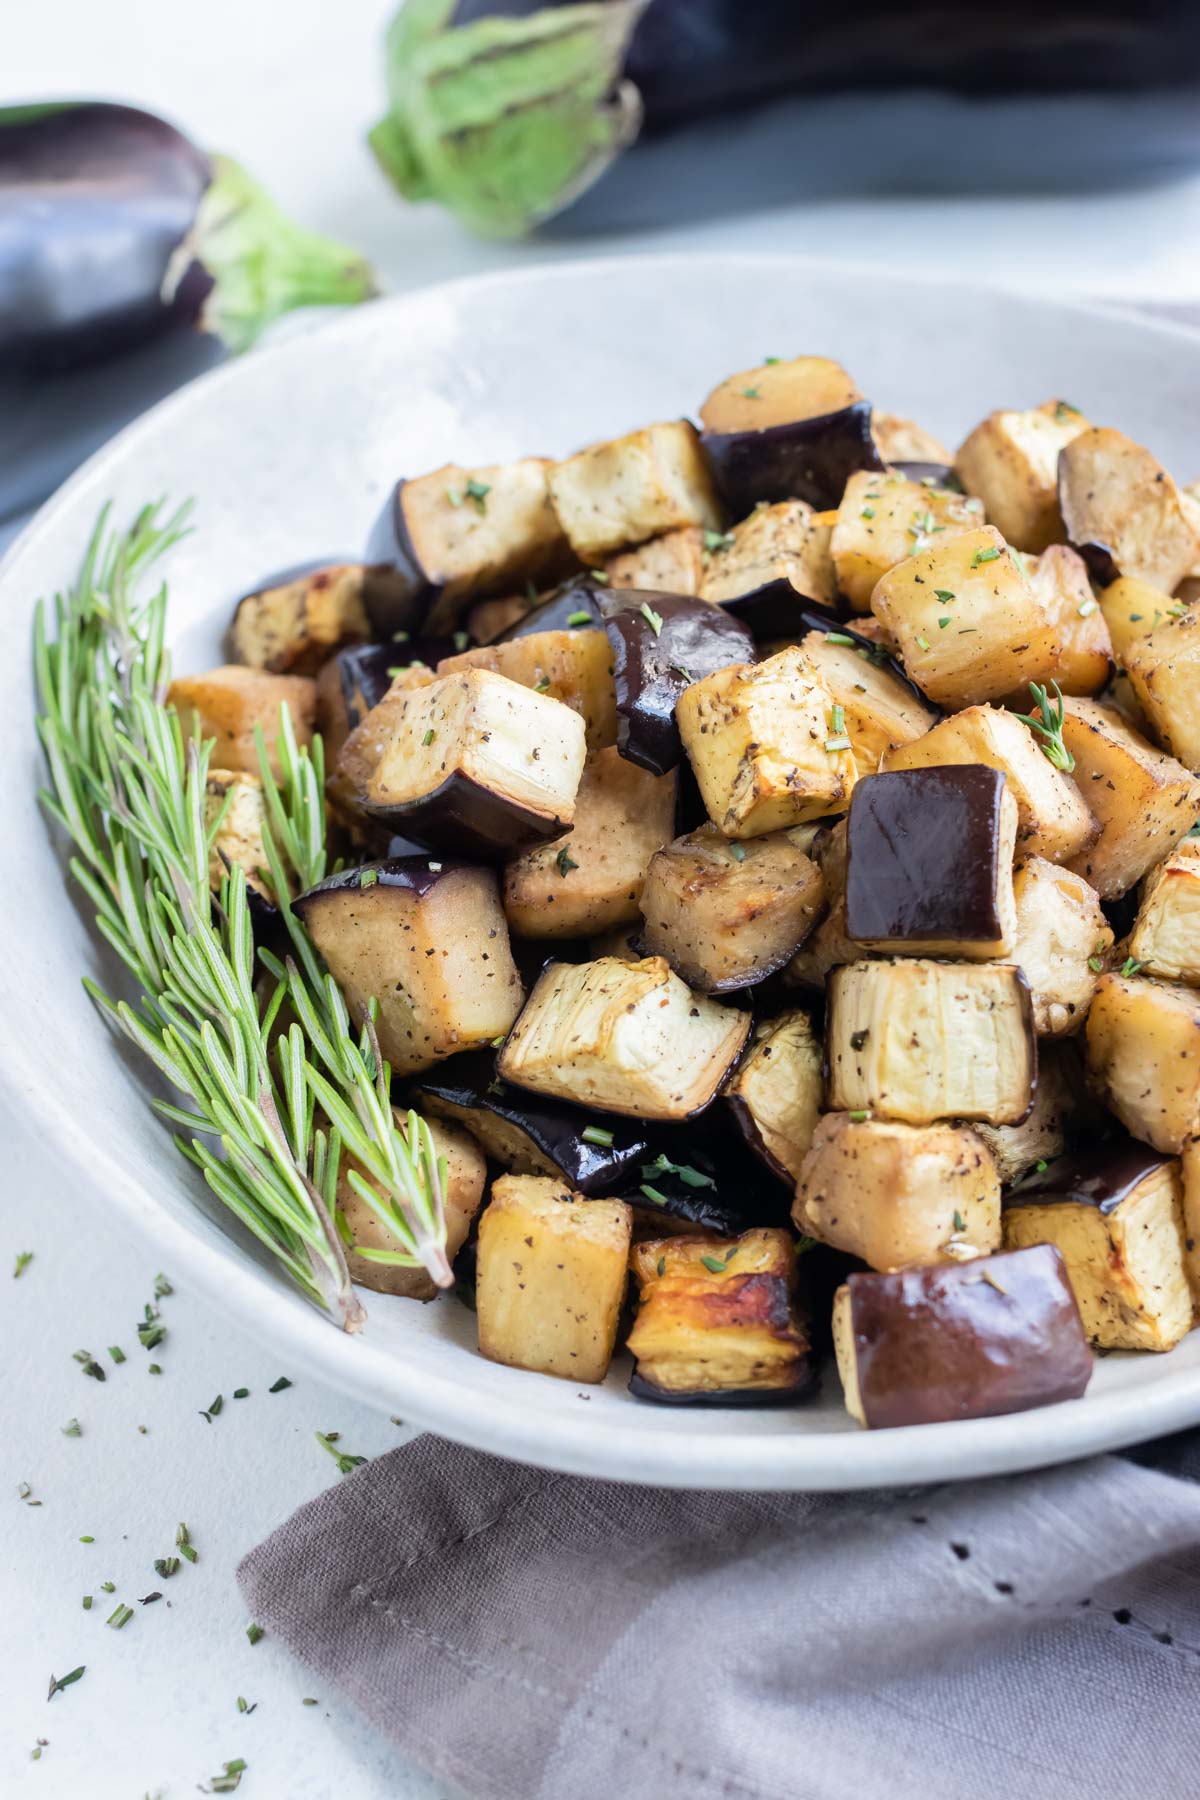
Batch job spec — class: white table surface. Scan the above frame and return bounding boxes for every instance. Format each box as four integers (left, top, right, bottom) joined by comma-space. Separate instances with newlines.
7, 6, 1200, 1796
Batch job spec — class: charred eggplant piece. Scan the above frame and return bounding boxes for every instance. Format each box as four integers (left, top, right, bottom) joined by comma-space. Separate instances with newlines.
495, 577, 604, 639
1004, 1142, 1191, 1351
476, 1175, 632, 1383
497, 954, 750, 1120
954, 400, 1090, 553
724, 1010, 824, 1185
833, 1245, 1091, 1429
699, 500, 836, 611
1058, 427, 1199, 594
360, 667, 587, 858
845, 766, 1019, 959
362, 457, 573, 636
627, 1227, 815, 1406
715, 582, 839, 646
227, 561, 370, 675
698, 357, 881, 516
599, 588, 754, 776
292, 858, 524, 1078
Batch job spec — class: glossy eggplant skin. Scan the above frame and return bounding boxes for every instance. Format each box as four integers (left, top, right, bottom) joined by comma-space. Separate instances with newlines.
702, 401, 884, 517
715, 583, 840, 645
495, 578, 604, 639
599, 588, 755, 775
361, 769, 571, 860
1005, 1138, 1172, 1214
294, 854, 477, 911
844, 765, 1009, 946
844, 1244, 1092, 1429
0, 102, 213, 371
361, 480, 435, 637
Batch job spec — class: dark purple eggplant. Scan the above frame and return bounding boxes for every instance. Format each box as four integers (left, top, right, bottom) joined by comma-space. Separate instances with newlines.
495, 578, 605, 639
701, 401, 884, 518
599, 588, 754, 776
1005, 1139, 1172, 1213
844, 765, 1014, 952
716, 583, 842, 646
836, 1245, 1092, 1428
0, 102, 375, 371
374, 5, 1200, 239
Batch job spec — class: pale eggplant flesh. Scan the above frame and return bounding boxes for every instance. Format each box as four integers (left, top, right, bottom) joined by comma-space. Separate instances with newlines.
599, 587, 755, 775
701, 400, 884, 516
629, 1360, 819, 1407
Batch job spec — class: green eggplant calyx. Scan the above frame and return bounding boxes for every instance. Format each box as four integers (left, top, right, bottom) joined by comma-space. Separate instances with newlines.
371, 0, 646, 239
162, 155, 378, 354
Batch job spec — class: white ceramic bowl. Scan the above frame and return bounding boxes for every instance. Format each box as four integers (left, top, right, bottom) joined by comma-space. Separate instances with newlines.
4, 254, 1199, 1490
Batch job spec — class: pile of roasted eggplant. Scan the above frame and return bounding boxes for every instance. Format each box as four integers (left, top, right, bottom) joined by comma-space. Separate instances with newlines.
175, 355, 1200, 1428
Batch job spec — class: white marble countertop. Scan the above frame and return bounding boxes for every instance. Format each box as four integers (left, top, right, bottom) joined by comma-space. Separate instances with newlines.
7, 4, 1200, 1796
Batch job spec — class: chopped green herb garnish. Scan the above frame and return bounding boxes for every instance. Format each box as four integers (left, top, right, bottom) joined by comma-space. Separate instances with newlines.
533, 676, 551, 692
860, 506, 876, 520
100, 1580, 114, 1592
938, 617, 951, 629
106, 1603, 133, 1630
73, 1350, 105, 1382
641, 1152, 715, 1190
47, 1666, 86, 1701
1078, 598, 1099, 618
639, 601, 664, 637
825, 632, 857, 647
421, 728, 435, 746
148, 1363, 162, 1375
825, 735, 852, 752
445, 486, 463, 507
699, 1253, 733, 1274
970, 546, 1001, 567
729, 842, 747, 862
566, 609, 594, 627
465, 477, 490, 512
794, 1236, 817, 1257
656, 1256, 666, 1277
233, 1388, 249, 1399
316, 1431, 367, 1476
246, 1622, 265, 1646
830, 703, 846, 736
269, 1377, 292, 1393
952, 1210, 966, 1233
358, 868, 379, 889
452, 630, 470, 653
1013, 680, 1074, 773
555, 846, 579, 878
62, 1418, 81, 1437
154, 1556, 180, 1579
639, 1184, 668, 1206
153, 1273, 173, 1299
1053, 400, 1080, 423
13, 1250, 33, 1279
209, 1760, 247, 1793
1121, 957, 1143, 978
82, 1595, 92, 1610
200, 1394, 224, 1423
79, 1536, 94, 1545
703, 529, 736, 553
848, 1110, 868, 1122
107, 1345, 125, 1364
1087, 955, 1104, 974
763, 355, 781, 364
741, 386, 761, 399
237, 1696, 256, 1715
581, 1125, 614, 1147
934, 589, 956, 604
915, 635, 930, 652
589, 569, 610, 584
1035, 1158, 1049, 1173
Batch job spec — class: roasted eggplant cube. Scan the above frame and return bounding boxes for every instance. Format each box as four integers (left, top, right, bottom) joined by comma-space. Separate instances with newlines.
497, 955, 750, 1121
600, 590, 754, 777
827, 959, 1036, 1126
1061, 698, 1200, 899
1011, 856, 1112, 1036
503, 748, 677, 939
465, 594, 532, 644
1098, 575, 1181, 665
1085, 971, 1200, 1153
794, 1113, 1001, 1272
626, 1228, 812, 1404
1026, 546, 1113, 697
328, 666, 436, 831
410, 1052, 655, 1194
547, 422, 721, 564
604, 526, 707, 596
316, 643, 398, 774
363, 457, 573, 636
724, 1010, 824, 1185
872, 412, 951, 466
638, 824, 824, 993
832, 1245, 1091, 1429
699, 500, 836, 609
783, 898, 858, 992
677, 648, 855, 838
870, 526, 1060, 710
845, 766, 1018, 959
475, 1176, 632, 1383
228, 562, 369, 675
1124, 608, 1200, 770
1003, 1144, 1192, 1351
972, 1039, 1075, 1185
361, 668, 587, 857
340, 1114, 485, 1301
293, 860, 524, 1078
797, 629, 936, 770
953, 399, 1090, 552
830, 469, 984, 612
437, 627, 617, 752
1129, 842, 1200, 984
698, 355, 881, 515
884, 703, 1096, 865
168, 666, 316, 780
1058, 427, 1199, 592
204, 770, 274, 905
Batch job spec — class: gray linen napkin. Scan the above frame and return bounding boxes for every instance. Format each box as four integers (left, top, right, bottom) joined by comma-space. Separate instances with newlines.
239, 1429, 1200, 1800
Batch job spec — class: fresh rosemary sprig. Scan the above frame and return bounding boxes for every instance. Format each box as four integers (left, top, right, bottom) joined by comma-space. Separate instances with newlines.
1013, 680, 1075, 773
34, 502, 450, 1326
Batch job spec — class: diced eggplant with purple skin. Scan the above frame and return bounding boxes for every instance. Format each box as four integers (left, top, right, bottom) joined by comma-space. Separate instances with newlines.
702, 402, 884, 518
598, 588, 755, 776
845, 766, 1019, 959
315, 643, 400, 773
227, 559, 370, 675
292, 857, 523, 1078
494, 576, 606, 640
359, 667, 587, 859
715, 584, 841, 647
833, 1245, 1092, 1429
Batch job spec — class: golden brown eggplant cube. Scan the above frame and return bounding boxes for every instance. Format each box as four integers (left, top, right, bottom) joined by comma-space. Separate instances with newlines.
1085, 971, 1200, 1152
953, 399, 1090, 552
1129, 841, 1200, 984
1061, 698, 1200, 899
1010, 857, 1112, 1035
831, 468, 984, 611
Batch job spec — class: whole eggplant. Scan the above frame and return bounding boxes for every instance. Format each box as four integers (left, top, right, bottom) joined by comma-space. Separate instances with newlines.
373, 0, 1200, 237
0, 102, 376, 371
